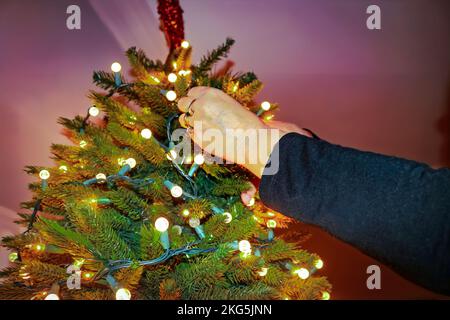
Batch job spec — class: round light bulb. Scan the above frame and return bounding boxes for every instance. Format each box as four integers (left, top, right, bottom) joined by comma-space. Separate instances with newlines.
8, 252, 18, 262
261, 101, 271, 111
96, 173, 107, 181
111, 62, 122, 73
39, 170, 50, 180
257, 267, 268, 277
168, 149, 178, 160
182, 209, 190, 217
188, 217, 200, 228
125, 158, 136, 168
170, 185, 183, 198
238, 240, 251, 253
267, 212, 275, 217
140, 128, 152, 139
181, 40, 190, 49
79, 140, 87, 148
88, 106, 100, 117
314, 259, 324, 269
266, 219, 277, 228
165, 90, 177, 101
35, 244, 46, 252
172, 225, 183, 235
194, 154, 205, 165
223, 212, 232, 224
44, 293, 60, 300
167, 73, 178, 83
246, 198, 255, 207
115, 288, 131, 300
155, 217, 169, 232
321, 291, 331, 300
59, 165, 68, 173
294, 268, 310, 280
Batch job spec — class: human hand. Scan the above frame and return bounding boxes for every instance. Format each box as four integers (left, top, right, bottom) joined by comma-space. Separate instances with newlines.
177, 87, 310, 177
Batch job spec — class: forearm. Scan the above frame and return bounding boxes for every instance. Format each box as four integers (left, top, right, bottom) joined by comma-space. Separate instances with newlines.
259, 133, 450, 294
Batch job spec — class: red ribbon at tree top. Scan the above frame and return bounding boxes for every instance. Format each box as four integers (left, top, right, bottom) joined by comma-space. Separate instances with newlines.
157, 0, 185, 52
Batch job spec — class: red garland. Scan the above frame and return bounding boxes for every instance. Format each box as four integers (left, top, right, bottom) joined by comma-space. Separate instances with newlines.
157, 0, 185, 52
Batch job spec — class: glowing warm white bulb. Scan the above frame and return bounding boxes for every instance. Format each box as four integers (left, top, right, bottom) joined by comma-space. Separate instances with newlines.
321, 291, 331, 300
182, 209, 190, 217
79, 140, 87, 148
44, 293, 60, 300
115, 288, 131, 300
140, 128, 152, 139
181, 40, 190, 49
59, 165, 68, 173
266, 219, 277, 228
165, 90, 177, 101
246, 198, 255, 207
172, 225, 183, 235
39, 170, 50, 180
314, 259, 324, 269
96, 173, 107, 181
155, 217, 169, 232
188, 217, 200, 228
261, 101, 271, 111
170, 185, 183, 198
88, 106, 100, 117
8, 252, 18, 262
238, 240, 251, 253
167, 73, 178, 83
223, 212, 232, 224
111, 62, 122, 73
257, 267, 268, 277
168, 149, 178, 160
294, 268, 310, 280
125, 158, 136, 168
194, 154, 205, 165
267, 212, 275, 217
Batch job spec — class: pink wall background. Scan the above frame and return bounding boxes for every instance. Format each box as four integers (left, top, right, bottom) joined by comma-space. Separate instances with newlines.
0, 0, 449, 299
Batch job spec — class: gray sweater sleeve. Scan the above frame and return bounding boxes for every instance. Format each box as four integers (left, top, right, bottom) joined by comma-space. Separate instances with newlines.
259, 132, 450, 295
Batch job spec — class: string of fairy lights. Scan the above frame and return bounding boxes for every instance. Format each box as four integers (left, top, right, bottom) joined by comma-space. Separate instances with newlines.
9, 40, 330, 301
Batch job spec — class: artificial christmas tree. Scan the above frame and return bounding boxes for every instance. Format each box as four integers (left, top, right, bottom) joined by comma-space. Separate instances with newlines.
0, 0, 330, 300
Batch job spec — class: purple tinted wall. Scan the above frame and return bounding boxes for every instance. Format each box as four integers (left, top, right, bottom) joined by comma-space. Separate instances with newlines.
0, 0, 448, 298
